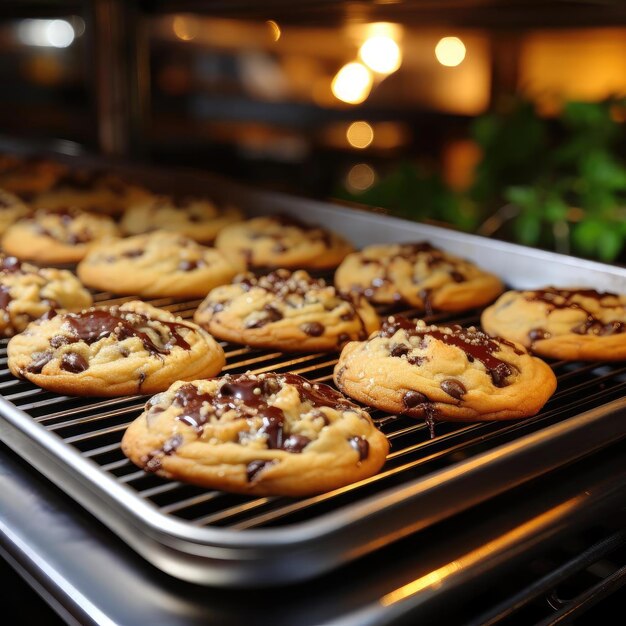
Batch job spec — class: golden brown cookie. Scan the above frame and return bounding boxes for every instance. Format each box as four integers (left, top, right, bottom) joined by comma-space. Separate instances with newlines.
335, 242, 504, 312
194, 269, 379, 352
334, 315, 557, 422
0, 157, 67, 197
77, 231, 244, 298
2, 208, 119, 264
481, 288, 626, 361
0, 189, 30, 236
33, 170, 149, 216
121, 372, 389, 496
0, 254, 92, 337
7, 300, 225, 396
215, 214, 354, 270
121, 194, 243, 243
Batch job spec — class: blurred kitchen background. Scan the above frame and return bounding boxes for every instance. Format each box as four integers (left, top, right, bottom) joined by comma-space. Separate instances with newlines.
0, 0, 625, 262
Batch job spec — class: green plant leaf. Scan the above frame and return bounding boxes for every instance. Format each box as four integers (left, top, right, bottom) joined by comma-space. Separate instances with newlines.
596, 227, 624, 262
571, 220, 606, 256
514, 212, 542, 246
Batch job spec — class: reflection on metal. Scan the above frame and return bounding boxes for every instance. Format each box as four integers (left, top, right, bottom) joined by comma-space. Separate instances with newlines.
380, 497, 582, 606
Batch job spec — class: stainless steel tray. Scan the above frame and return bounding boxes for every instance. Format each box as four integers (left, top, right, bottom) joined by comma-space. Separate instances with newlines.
1, 147, 626, 587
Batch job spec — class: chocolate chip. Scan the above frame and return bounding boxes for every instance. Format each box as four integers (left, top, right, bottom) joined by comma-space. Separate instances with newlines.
282, 434, 311, 453
301, 322, 325, 337
1, 256, 21, 272
340, 309, 355, 321
450, 271, 465, 283
27, 351, 54, 374
529, 328, 548, 342
246, 460, 274, 482
0, 285, 12, 311
403, 390, 429, 408
122, 249, 143, 258
490, 363, 513, 387
390, 344, 409, 358
162, 434, 183, 455
179, 259, 203, 272
349, 436, 369, 461
39, 309, 58, 321
60, 352, 88, 373
338, 333, 351, 346
440, 379, 466, 399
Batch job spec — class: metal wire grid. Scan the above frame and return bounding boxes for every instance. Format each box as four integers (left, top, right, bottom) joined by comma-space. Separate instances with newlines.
1, 291, 626, 531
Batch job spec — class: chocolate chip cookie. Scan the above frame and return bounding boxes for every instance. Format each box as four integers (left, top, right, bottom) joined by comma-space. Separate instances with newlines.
334, 315, 557, 422
215, 214, 354, 270
121, 194, 243, 243
194, 269, 379, 352
0, 156, 67, 197
0, 188, 30, 236
7, 301, 225, 396
0, 254, 92, 337
481, 287, 626, 361
77, 231, 244, 298
32, 170, 149, 216
121, 372, 389, 496
2, 208, 120, 264
334, 242, 504, 312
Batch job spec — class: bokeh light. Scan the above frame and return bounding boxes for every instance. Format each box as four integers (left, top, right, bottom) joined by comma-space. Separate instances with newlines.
266, 20, 281, 42
435, 37, 466, 67
346, 163, 376, 191
346, 121, 374, 149
359, 36, 402, 74
331, 62, 373, 104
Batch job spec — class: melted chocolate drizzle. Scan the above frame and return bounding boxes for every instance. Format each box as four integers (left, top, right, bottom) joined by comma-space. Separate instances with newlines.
152, 373, 360, 474
382, 316, 520, 387
526, 288, 625, 337
65, 308, 192, 355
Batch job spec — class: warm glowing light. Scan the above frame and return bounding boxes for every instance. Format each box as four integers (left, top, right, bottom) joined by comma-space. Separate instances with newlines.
359, 36, 402, 74
266, 20, 281, 42
347, 163, 376, 191
173, 16, 196, 41
17, 19, 75, 48
331, 62, 373, 105
346, 121, 374, 149
435, 36, 466, 67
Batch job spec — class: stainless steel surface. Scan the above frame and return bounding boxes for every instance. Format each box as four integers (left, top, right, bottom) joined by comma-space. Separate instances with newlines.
1, 439, 625, 626
0, 151, 626, 587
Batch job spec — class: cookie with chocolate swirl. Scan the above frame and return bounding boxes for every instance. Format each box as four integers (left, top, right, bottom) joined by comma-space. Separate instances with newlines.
481, 287, 626, 361
121, 372, 389, 496
334, 242, 503, 313
334, 315, 556, 422
194, 269, 379, 352
7, 300, 225, 396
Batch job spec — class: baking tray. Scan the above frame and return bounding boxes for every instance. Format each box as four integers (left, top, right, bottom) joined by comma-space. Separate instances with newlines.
0, 146, 626, 587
